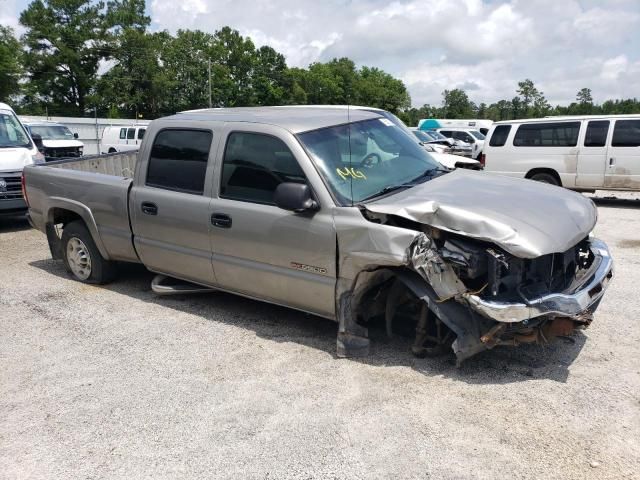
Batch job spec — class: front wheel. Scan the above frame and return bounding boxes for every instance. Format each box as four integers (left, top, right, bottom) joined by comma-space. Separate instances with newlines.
61, 221, 117, 284
530, 172, 560, 186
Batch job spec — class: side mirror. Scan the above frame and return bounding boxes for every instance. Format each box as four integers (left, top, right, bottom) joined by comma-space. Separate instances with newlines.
274, 182, 318, 213
73, 132, 79, 139
31, 133, 44, 151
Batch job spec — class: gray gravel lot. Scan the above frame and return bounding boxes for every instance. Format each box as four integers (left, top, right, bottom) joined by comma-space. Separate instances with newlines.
1, 192, 639, 479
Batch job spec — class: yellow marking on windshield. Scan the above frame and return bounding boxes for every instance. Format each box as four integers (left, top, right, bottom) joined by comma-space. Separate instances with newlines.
336, 167, 367, 180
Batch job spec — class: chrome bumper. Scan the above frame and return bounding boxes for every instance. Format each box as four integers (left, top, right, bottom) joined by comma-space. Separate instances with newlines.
465, 239, 613, 323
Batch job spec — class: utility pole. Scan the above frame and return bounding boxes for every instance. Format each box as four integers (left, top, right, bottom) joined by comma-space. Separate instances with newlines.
208, 59, 212, 108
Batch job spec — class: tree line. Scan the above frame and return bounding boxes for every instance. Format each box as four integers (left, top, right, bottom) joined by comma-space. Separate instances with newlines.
1, 0, 639, 123
399, 81, 640, 126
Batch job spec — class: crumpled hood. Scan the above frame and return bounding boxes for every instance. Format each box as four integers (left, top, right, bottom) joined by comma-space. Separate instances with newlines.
0, 148, 35, 173
364, 169, 597, 258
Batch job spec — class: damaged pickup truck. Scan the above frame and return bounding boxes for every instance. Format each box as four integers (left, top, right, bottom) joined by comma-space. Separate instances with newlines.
23, 107, 613, 364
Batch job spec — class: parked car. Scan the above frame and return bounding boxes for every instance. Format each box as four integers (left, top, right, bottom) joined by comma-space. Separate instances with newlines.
0, 102, 44, 217
436, 127, 485, 160
24, 106, 613, 365
483, 115, 640, 191
412, 129, 473, 158
22, 120, 84, 161
419, 119, 494, 136
410, 129, 452, 154
101, 124, 148, 153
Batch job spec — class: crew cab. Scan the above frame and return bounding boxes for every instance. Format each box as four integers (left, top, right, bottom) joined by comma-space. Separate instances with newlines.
24, 107, 613, 364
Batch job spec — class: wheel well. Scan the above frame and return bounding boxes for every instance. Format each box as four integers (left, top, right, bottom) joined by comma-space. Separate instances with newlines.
525, 168, 562, 186
50, 208, 84, 228
108, 147, 117, 153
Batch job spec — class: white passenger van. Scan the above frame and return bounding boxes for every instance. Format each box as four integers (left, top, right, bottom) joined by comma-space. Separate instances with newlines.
483, 115, 640, 191
101, 124, 148, 153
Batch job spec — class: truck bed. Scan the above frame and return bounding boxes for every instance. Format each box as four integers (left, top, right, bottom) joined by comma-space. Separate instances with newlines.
24, 151, 140, 263
47, 151, 137, 178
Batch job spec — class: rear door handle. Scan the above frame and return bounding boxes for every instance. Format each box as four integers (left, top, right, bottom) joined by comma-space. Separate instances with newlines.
609, 157, 615, 166
141, 202, 158, 215
211, 213, 232, 228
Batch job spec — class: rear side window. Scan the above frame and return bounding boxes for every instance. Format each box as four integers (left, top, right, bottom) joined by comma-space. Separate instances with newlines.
127, 128, 135, 140
513, 122, 580, 147
584, 120, 609, 147
220, 132, 305, 205
146, 129, 213, 194
119, 128, 126, 139
489, 125, 511, 147
612, 120, 640, 147
138, 128, 146, 140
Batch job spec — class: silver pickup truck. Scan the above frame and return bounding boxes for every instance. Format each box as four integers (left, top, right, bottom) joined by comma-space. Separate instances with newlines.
24, 107, 614, 364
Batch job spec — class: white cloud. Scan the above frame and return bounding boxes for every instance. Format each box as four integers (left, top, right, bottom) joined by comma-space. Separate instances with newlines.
3, 0, 640, 107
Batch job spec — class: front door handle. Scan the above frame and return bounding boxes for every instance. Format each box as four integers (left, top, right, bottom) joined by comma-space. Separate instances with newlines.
211, 213, 232, 228
141, 202, 158, 215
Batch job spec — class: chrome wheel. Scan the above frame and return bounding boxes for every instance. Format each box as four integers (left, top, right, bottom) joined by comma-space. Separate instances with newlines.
66, 237, 92, 280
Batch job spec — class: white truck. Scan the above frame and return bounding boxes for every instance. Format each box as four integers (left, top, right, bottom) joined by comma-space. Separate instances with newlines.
0, 102, 45, 217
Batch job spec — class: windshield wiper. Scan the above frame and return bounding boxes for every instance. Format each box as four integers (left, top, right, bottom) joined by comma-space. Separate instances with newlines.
410, 166, 450, 183
360, 184, 414, 202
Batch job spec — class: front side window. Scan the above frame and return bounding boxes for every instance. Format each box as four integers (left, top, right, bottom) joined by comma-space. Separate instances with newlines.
584, 121, 609, 147
146, 129, 212, 194
298, 118, 441, 205
127, 128, 135, 140
514, 122, 580, 147
612, 120, 640, 147
119, 128, 126, 139
489, 125, 511, 147
0, 111, 31, 148
220, 132, 306, 205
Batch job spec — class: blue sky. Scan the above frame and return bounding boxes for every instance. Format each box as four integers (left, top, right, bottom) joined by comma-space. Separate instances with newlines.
2, 0, 639, 107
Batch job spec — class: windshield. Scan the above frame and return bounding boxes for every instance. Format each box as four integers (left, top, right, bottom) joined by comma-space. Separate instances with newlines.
470, 130, 485, 140
424, 130, 447, 141
29, 125, 74, 140
298, 118, 442, 205
0, 110, 32, 149
412, 130, 432, 142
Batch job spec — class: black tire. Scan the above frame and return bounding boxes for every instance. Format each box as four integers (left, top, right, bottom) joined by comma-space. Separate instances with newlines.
530, 172, 560, 186
61, 221, 117, 284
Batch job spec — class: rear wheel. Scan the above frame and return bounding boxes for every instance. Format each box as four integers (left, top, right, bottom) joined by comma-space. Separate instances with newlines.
61, 221, 117, 284
108, 147, 117, 153
530, 172, 560, 186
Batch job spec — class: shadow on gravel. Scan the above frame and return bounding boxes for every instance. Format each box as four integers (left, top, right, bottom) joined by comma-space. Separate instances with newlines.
591, 196, 640, 209
30, 258, 586, 385
0, 216, 31, 233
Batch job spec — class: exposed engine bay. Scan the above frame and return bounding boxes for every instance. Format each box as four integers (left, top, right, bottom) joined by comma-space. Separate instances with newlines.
335, 204, 613, 365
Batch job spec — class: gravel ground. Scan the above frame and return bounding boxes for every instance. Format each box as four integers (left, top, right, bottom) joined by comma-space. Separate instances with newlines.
1, 192, 639, 480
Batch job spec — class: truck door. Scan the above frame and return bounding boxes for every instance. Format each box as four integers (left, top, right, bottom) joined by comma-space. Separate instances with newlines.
209, 126, 336, 318
130, 127, 218, 285
576, 120, 609, 188
605, 119, 640, 190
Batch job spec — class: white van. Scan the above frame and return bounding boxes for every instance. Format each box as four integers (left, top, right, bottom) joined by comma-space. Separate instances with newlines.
483, 115, 640, 191
435, 127, 486, 160
418, 119, 493, 135
101, 124, 148, 153
22, 120, 84, 161
0, 103, 45, 217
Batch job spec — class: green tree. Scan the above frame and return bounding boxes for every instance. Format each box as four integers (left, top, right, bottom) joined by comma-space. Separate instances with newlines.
253, 46, 289, 105
20, 0, 110, 115
0, 26, 23, 101
441, 89, 475, 118
354, 66, 410, 113
576, 87, 593, 104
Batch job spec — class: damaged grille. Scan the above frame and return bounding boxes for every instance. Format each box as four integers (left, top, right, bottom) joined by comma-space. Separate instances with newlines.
44, 147, 82, 160
441, 236, 594, 302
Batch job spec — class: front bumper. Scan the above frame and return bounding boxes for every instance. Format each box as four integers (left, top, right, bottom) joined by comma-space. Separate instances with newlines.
465, 239, 613, 323
0, 198, 28, 217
